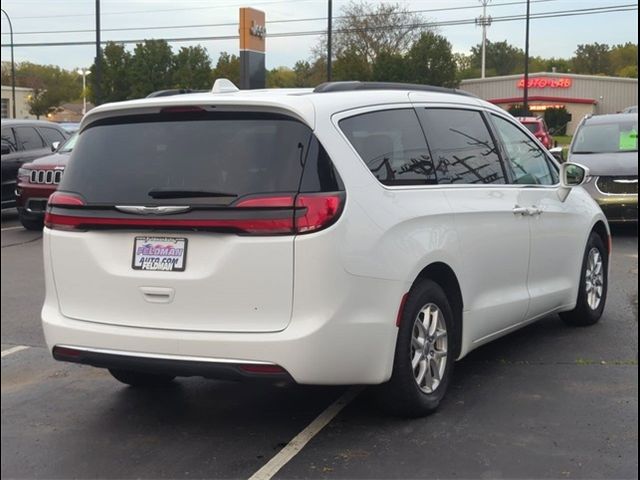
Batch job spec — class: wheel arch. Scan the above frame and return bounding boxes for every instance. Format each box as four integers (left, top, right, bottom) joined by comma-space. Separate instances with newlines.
591, 220, 611, 256
412, 262, 464, 359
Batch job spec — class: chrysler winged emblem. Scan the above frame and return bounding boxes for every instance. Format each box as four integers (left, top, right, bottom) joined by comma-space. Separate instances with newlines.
115, 206, 191, 215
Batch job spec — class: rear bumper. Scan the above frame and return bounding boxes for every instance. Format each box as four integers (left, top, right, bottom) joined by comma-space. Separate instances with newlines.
52, 345, 293, 382
42, 271, 402, 385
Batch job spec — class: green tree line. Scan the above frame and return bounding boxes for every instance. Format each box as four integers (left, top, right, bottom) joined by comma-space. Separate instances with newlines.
1, 1, 636, 115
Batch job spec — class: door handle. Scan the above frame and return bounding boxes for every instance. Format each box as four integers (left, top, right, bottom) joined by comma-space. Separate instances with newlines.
529, 206, 543, 216
513, 205, 543, 216
513, 206, 530, 216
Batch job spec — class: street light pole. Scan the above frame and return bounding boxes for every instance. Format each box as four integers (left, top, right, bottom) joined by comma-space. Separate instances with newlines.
1, 8, 16, 118
327, 0, 333, 82
523, 0, 531, 116
77, 69, 91, 115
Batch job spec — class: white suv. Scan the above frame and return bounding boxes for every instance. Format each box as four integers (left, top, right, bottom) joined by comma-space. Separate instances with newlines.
42, 81, 610, 416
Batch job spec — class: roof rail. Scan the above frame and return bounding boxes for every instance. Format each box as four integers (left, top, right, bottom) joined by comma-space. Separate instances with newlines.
145, 88, 206, 98
313, 81, 477, 97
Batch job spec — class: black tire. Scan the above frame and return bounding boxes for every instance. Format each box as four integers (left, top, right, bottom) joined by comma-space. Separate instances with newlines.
560, 232, 608, 326
108, 369, 175, 387
19, 212, 44, 231
377, 279, 456, 417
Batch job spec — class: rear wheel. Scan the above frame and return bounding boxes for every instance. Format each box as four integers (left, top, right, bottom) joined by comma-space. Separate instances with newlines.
560, 232, 608, 326
378, 280, 456, 417
18, 211, 44, 231
108, 369, 175, 387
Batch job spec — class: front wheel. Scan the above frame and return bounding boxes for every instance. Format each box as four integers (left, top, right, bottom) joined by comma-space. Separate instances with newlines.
378, 280, 456, 417
560, 232, 608, 326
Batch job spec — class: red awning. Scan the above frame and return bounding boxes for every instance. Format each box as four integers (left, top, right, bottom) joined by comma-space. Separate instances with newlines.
489, 96, 597, 105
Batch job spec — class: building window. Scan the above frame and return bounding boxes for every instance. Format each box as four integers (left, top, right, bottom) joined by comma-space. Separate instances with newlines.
1, 98, 8, 119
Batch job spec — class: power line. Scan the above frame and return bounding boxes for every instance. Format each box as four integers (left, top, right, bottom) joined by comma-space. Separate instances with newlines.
2, 0, 563, 35
1, 4, 636, 48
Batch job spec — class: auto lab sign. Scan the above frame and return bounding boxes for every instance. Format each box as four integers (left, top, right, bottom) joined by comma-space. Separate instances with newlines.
517, 77, 573, 89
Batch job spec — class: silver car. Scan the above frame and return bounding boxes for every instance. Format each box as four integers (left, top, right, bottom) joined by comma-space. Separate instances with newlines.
568, 113, 638, 223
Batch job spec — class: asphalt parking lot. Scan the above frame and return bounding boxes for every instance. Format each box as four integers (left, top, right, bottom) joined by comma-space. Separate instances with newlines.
1, 208, 638, 479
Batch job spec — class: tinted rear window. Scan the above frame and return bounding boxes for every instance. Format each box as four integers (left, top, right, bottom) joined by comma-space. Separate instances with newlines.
62, 112, 313, 205
339, 109, 437, 186
522, 123, 539, 134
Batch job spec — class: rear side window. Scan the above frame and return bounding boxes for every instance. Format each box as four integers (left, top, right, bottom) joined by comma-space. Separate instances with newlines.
38, 127, 66, 146
15, 127, 45, 151
62, 112, 313, 205
339, 109, 436, 186
1, 128, 16, 152
416, 108, 507, 185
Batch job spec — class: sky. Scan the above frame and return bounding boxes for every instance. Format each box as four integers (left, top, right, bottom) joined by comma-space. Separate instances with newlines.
0, 0, 638, 72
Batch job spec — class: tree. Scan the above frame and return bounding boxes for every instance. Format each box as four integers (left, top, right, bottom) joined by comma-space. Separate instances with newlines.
372, 52, 408, 82
333, 48, 371, 81
129, 40, 174, 98
173, 45, 213, 90
89, 42, 132, 104
470, 40, 524, 76
316, 1, 428, 64
609, 43, 638, 77
293, 59, 326, 87
406, 32, 457, 87
572, 43, 612, 75
9, 62, 82, 116
544, 107, 572, 135
212, 52, 240, 86
266, 67, 297, 87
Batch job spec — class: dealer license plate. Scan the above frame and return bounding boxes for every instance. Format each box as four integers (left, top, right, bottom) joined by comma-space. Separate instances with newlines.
132, 237, 187, 272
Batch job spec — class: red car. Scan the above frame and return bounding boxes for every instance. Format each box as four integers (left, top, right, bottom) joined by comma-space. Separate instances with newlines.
516, 116, 553, 149
16, 134, 77, 230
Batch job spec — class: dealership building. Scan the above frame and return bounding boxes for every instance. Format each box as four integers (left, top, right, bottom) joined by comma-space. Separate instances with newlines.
460, 72, 638, 134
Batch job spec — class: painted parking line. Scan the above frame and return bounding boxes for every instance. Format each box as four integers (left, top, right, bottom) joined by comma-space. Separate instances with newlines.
248, 386, 363, 480
1, 345, 30, 358
1, 226, 24, 232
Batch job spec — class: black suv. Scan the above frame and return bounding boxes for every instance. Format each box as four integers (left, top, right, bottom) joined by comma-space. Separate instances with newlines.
1, 119, 69, 209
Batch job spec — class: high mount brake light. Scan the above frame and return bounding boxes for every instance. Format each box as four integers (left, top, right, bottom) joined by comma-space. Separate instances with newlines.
45, 192, 344, 234
160, 106, 206, 113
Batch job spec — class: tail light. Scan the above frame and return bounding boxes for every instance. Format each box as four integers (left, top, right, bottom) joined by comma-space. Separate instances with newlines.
44, 192, 344, 235
295, 193, 344, 233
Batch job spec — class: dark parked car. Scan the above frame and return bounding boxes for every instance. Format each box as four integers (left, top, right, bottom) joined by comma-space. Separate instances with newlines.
568, 113, 638, 223
16, 133, 78, 230
1, 120, 69, 209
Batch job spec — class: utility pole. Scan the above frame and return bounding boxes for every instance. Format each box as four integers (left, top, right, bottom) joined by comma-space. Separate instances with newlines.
94, 0, 101, 105
475, 0, 492, 79
1, 9, 16, 118
327, 0, 333, 81
523, 0, 531, 115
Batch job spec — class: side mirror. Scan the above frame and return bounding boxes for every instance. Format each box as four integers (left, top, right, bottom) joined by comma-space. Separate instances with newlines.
558, 162, 590, 202
51, 141, 61, 152
549, 146, 564, 163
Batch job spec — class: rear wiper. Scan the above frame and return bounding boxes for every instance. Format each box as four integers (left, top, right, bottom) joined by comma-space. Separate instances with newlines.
148, 188, 238, 199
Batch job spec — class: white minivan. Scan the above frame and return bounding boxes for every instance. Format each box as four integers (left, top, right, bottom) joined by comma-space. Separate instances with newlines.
42, 81, 609, 416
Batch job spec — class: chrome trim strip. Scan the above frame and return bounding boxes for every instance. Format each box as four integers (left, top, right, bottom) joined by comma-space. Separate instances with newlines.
115, 205, 191, 215
55, 345, 276, 365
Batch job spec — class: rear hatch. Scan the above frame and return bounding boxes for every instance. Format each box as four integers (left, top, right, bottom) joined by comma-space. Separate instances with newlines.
46, 108, 344, 333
